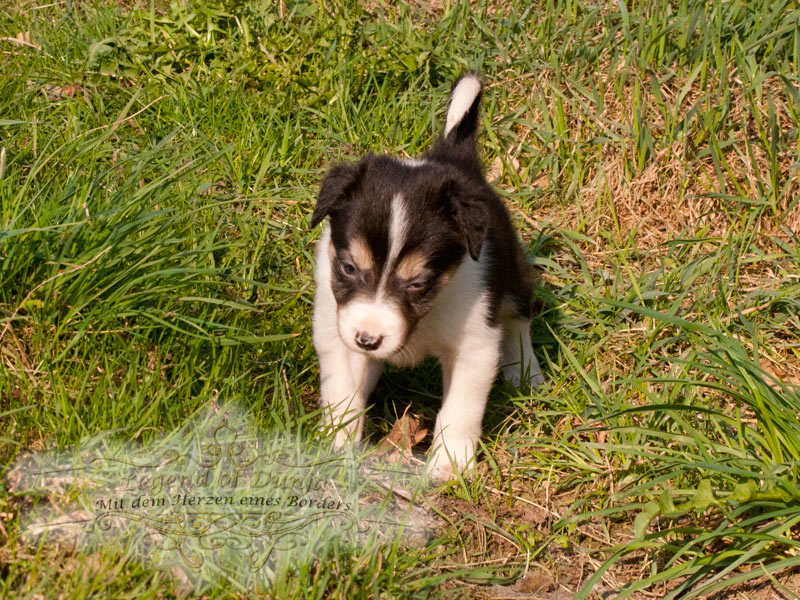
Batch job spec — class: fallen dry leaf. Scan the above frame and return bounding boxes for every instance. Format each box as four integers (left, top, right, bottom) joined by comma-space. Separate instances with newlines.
376, 405, 427, 464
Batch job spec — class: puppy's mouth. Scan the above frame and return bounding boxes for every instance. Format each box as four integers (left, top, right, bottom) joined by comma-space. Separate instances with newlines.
336, 299, 408, 359
368, 343, 408, 360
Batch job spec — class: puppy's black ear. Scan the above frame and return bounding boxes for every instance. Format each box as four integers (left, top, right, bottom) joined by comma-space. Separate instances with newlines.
441, 180, 489, 261
311, 158, 367, 228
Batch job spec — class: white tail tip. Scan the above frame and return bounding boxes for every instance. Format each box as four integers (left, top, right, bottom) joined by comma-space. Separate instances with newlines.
444, 76, 481, 138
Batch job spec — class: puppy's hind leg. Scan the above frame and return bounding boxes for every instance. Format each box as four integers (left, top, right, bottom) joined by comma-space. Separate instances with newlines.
500, 317, 544, 389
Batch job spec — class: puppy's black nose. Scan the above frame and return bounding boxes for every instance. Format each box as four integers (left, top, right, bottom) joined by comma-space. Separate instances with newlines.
355, 331, 383, 351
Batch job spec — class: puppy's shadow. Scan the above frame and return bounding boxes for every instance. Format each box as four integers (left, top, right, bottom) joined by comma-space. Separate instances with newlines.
365, 359, 443, 451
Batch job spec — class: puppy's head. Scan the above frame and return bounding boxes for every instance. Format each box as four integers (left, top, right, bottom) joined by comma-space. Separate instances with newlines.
311, 75, 488, 359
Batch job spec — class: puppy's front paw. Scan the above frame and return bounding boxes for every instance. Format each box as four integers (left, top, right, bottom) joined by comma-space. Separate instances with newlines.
319, 411, 363, 450
334, 428, 353, 450
427, 460, 454, 481
427, 437, 477, 480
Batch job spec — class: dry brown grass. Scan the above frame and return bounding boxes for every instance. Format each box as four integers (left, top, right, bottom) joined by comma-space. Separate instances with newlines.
501, 66, 799, 256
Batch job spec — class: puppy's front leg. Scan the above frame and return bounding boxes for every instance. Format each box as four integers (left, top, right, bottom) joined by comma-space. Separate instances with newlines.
318, 341, 382, 448
429, 339, 501, 479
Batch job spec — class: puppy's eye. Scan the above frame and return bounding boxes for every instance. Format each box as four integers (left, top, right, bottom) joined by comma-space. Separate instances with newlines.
405, 279, 427, 293
340, 260, 357, 277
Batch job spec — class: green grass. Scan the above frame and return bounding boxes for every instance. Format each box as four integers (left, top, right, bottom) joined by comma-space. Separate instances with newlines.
1, 0, 799, 597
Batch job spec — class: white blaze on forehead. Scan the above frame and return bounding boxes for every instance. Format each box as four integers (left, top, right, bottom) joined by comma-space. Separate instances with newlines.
445, 75, 481, 138
375, 192, 409, 300
334, 193, 413, 357
387, 192, 408, 266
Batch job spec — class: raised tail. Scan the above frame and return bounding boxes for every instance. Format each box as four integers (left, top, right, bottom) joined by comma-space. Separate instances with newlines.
444, 75, 482, 140
429, 75, 483, 169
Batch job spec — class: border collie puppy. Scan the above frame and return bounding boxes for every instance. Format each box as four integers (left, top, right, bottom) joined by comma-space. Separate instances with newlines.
311, 76, 543, 479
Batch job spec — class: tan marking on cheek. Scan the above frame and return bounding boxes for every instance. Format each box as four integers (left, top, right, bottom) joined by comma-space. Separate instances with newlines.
396, 252, 428, 280
349, 237, 374, 271
328, 240, 336, 263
